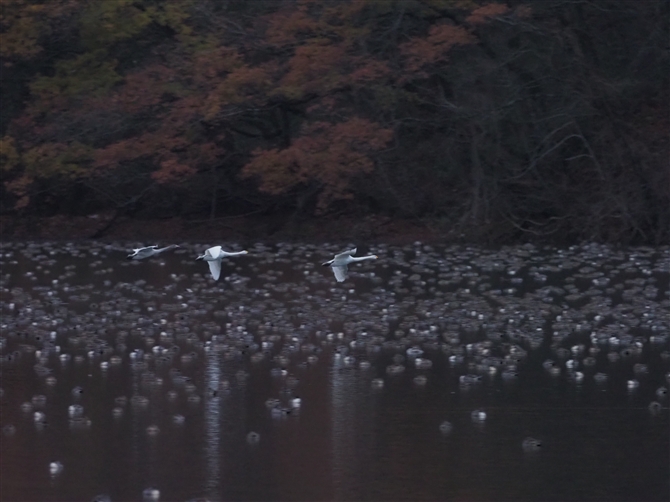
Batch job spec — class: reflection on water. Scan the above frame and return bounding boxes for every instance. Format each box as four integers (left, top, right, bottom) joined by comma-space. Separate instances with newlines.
0, 241, 668, 501
331, 354, 375, 501
204, 349, 221, 501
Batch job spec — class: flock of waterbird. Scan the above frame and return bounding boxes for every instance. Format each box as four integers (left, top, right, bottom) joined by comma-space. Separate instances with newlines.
128, 244, 378, 283
1, 240, 668, 502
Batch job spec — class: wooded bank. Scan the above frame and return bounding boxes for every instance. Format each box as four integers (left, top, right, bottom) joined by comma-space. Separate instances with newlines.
1, 0, 668, 244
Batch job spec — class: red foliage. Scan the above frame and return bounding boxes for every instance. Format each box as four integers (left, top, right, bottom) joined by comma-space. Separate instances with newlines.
400, 24, 476, 72
350, 59, 391, 83
242, 118, 392, 211
152, 157, 197, 184
265, 4, 318, 46
113, 64, 176, 113
2, 0, 502, 212
279, 42, 347, 97
466, 3, 511, 25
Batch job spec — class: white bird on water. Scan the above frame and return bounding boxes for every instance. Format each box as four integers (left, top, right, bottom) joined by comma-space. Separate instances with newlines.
197, 246, 248, 280
127, 245, 179, 260
322, 248, 378, 282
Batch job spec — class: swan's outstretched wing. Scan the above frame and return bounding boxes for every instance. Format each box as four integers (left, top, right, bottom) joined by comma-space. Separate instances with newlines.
129, 245, 153, 254
154, 244, 178, 255
334, 248, 356, 259
332, 265, 348, 282
207, 259, 222, 281
206, 246, 222, 259
129, 246, 154, 259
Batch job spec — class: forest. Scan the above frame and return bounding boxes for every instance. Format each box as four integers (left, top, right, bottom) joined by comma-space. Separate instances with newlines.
0, 0, 668, 244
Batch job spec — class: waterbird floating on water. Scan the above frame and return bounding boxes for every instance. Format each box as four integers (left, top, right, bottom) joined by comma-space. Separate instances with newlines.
196, 246, 248, 280
127, 245, 179, 260
322, 248, 378, 282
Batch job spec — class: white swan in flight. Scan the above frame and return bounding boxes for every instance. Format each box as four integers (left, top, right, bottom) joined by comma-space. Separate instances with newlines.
127, 245, 179, 260
196, 246, 248, 280
322, 248, 378, 282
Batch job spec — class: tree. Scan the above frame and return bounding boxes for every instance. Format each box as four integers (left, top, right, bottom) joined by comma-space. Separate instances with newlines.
0, 0, 666, 243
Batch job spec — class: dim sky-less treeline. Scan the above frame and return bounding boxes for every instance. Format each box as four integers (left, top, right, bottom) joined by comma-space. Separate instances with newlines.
0, 0, 668, 243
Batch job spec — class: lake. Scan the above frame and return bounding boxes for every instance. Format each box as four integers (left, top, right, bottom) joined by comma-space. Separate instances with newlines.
0, 241, 668, 501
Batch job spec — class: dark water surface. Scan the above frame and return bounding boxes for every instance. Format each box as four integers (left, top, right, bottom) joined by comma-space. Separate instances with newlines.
1, 242, 668, 502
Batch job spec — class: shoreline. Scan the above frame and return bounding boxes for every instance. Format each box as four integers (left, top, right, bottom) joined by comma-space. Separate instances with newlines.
0, 213, 453, 245
3, 214, 666, 248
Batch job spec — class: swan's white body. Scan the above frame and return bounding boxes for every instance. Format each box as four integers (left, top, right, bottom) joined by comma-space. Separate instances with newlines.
197, 246, 248, 280
322, 248, 378, 282
127, 245, 179, 260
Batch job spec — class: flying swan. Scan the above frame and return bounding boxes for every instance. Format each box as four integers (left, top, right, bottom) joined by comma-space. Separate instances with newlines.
322, 248, 378, 282
197, 246, 248, 280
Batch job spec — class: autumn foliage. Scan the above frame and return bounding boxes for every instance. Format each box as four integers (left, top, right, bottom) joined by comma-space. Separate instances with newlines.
0, 0, 667, 243
243, 118, 393, 211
